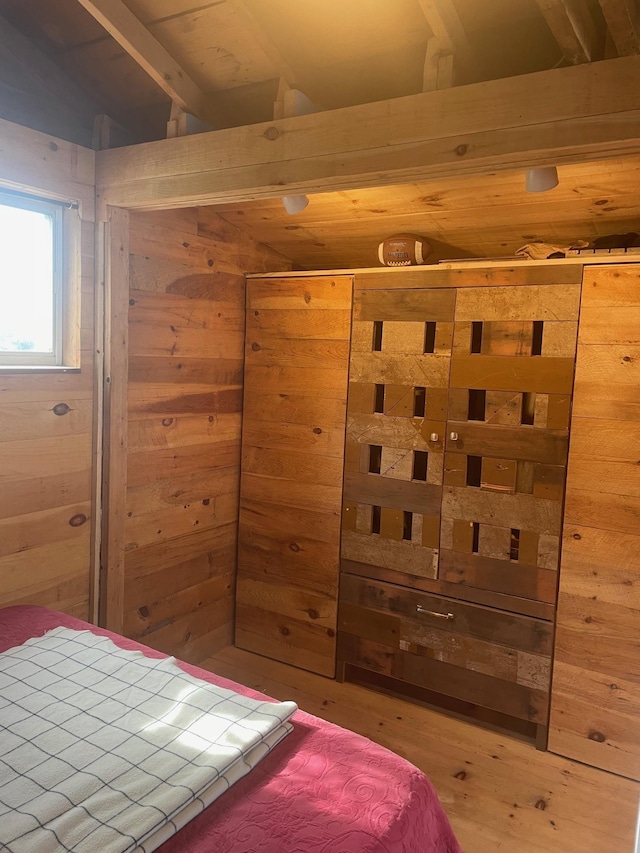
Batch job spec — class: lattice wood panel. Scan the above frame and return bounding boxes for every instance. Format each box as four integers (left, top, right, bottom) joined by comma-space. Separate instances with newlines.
341, 289, 455, 578
441, 284, 580, 605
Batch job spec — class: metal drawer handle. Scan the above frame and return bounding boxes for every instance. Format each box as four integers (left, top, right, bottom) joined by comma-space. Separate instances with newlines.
449, 431, 459, 441
416, 605, 454, 620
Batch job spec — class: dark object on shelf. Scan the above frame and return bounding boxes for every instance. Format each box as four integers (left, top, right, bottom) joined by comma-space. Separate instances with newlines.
590, 232, 640, 249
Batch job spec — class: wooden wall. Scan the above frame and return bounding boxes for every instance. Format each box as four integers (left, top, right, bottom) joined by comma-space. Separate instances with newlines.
548, 263, 640, 780
0, 119, 96, 618
121, 207, 290, 662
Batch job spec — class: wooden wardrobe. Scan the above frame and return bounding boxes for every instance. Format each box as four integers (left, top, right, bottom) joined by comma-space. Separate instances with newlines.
235, 260, 640, 782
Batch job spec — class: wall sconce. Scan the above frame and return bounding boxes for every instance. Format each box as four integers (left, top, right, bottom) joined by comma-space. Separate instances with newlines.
525, 166, 559, 193
282, 194, 309, 215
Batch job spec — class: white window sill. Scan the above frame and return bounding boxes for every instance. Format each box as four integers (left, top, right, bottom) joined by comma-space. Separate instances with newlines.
0, 365, 82, 374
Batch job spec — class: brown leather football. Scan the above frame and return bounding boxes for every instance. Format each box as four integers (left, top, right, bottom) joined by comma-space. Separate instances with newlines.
378, 234, 431, 266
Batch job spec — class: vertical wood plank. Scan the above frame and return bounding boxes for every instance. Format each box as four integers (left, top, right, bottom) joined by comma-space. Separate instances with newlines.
549, 263, 640, 781
100, 205, 129, 633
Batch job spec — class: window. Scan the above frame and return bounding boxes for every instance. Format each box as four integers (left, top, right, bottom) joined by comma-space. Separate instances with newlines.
0, 190, 64, 366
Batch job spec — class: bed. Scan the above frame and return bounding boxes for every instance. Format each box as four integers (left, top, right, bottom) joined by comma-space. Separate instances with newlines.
0, 605, 462, 853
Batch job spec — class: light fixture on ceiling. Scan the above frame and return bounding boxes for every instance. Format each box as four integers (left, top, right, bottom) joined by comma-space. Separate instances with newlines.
525, 166, 559, 193
282, 194, 309, 215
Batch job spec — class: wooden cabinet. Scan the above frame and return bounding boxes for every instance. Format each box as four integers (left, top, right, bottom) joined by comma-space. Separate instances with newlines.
548, 264, 640, 780
235, 276, 352, 677
338, 266, 582, 736
240, 262, 640, 771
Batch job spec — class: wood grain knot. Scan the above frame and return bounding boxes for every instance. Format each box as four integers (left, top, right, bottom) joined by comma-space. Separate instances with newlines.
307, 609, 319, 620
453, 770, 467, 780
69, 513, 87, 527
208, 259, 214, 267
327, 628, 335, 638
251, 342, 261, 351
313, 427, 322, 434
304, 292, 312, 304
455, 144, 468, 156
202, 498, 210, 506
162, 418, 174, 426
52, 403, 70, 416
588, 730, 606, 742
572, 533, 581, 540
139, 606, 149, 618
280, 626, 290, 636
264, 126, 280, 141
289, 542, 301, 552
623, 355, 632, 362
535, 799, 547, 811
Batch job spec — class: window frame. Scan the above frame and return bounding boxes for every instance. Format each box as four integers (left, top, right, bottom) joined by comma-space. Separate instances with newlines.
0, 189, 65, 367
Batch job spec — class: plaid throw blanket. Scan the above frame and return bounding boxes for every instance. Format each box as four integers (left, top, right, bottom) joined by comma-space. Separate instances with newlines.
0, 627, 297, 853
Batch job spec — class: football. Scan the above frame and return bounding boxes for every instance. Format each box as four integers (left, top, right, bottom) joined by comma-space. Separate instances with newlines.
378, 233, 431, 266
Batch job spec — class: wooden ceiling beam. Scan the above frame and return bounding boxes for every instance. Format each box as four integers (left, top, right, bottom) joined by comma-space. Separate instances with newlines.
417, 0, 474, 57
598, 0, 640, 55
417, 0, 476, 86
536, 0, 598, 63
96, 56, 640, 215
74, 0, 221, 126
229, 0, 297, 87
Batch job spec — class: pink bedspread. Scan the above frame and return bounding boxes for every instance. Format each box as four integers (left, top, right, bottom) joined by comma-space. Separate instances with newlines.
0, 605, 462, 853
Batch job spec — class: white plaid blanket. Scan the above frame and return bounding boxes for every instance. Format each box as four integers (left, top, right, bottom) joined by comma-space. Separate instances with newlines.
0, 627, 297, 853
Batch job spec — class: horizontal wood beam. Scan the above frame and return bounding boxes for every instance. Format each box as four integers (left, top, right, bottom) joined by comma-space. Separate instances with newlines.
96, 56, 640, 215
599, 0, 640, 55
536, 0, 598, 63
74, 0, 220, 126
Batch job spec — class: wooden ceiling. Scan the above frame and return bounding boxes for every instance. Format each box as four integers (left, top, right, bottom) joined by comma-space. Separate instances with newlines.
210, 157, 640, 269
0, 0, 634, 141
1, 1, 638, 268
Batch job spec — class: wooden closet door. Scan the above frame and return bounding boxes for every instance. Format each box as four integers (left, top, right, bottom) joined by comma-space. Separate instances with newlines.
341, 287, 456, 580
440, 283, 581, 608
235, 276, 352, 677
549, 264, 640, 780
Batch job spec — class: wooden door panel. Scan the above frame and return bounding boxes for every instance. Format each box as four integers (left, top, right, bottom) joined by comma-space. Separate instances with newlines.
236, 276, 352, 677
549, 264, 640, 780
441, 284, 580, 605
340, 287, 455, 580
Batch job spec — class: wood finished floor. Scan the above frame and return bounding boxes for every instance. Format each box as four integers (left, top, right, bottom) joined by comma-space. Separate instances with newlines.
202, 646, 640, 853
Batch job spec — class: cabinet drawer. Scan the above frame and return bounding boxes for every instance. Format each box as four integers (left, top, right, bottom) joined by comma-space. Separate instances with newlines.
337, 573, 552, 724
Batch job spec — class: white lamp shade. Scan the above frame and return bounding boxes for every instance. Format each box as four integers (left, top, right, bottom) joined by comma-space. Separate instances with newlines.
282, 194, 309, 215
525, 166, 559, 193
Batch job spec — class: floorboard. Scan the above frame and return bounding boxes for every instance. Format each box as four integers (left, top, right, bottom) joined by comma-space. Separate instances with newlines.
201, 646, 640, 853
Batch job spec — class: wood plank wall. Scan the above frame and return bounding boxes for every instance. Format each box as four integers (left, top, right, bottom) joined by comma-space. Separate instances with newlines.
0, 120, 96, 618
549, 263, 640, 780
236, 276, 353, 677
121, 207, 290, 662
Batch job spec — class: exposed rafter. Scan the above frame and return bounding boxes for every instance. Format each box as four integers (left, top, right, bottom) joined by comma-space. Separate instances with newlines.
74, 0, 221, 126
96, 56, 640, 215
598, 0, 640, 55
423, 38, 455, 91
417, 0, 476, 85
536, 0, 598, 63
229, 0, 297, 87
417, 0, 474, 55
